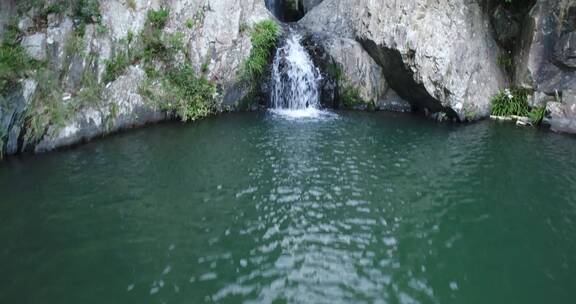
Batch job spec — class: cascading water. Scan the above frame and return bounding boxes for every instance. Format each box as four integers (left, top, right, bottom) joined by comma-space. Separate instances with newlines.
270, 32, 322, 116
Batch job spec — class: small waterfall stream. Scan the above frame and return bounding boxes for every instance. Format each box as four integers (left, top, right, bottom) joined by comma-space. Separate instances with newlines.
270, 32, 322, 114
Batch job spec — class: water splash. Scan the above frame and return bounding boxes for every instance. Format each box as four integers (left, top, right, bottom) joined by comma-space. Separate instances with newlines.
270, 32, 323, 118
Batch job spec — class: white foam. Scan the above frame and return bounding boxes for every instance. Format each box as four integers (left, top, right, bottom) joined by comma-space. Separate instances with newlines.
269, 108, 336, 120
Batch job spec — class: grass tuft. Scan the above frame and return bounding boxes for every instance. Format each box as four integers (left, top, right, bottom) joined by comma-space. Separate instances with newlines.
241, 20, 280, 83
529, 106, 546, 125
147, 8, 169, 28
491, 88, 530, 117
142, 64, 217, 122
0, 23, 37, 96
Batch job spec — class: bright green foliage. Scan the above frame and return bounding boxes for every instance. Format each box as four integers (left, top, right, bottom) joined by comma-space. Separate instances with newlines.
491, 88, 530, 117
143, 64, 217, 122
241, 20, 280, 83
529, 106, 546, 125
147, 8, 169, 28
141, 9, 175, 62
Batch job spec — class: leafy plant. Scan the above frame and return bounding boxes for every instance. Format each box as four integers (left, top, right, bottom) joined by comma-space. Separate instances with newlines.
340, 86, 363, 108
147, 8, 169, 28
0, 23, 36, 95
24, 69, 68, 142
140, 9, 173, 62
143, 64, 217, 122
72, 0, 102, 36
103, 50, 130, 83
46, 2, 65, 15
491, 88, 530, 117
75, 70, 104, 108
186, 19, 195, 29
241, 20, 280, 83
529, 106, 546, 125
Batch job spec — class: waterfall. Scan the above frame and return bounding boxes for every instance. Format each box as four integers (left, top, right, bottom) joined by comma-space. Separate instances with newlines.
270, 32, 322, 113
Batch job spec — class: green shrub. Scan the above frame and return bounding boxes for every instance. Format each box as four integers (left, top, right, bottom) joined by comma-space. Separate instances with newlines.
103, 51, 130, 83
491, 88, 530, 117
140, 9, 174, 62
76, 70, 104, 108
103, 30, 147, 83
143, 64, 217, 122
24, 69, 68, 142
0, 44, 34, 95
0, 24, 36, 95
147, 8, 169, 28
75, 0, 101, 24
71, 0, 102, 36
241, 20, 280, 83
529, 106, 546, 125
45, 2, 65, 15
498, 52, 514, 75
186, 19, 195, 29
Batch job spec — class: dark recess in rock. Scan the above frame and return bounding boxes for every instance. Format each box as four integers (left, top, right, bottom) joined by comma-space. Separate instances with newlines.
265, 0, 305, 22
359, 39, 457, 118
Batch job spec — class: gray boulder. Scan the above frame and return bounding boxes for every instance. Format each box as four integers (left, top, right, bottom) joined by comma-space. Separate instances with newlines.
515, 0, 576, 93
545, 90, 576, 134
300, 0, 506, 121
322, 37, 387, 105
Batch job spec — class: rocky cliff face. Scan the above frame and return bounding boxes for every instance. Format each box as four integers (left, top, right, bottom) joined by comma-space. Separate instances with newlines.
300, 0, 506, 121
0, 0, 271, 157
514, 0, 576, 133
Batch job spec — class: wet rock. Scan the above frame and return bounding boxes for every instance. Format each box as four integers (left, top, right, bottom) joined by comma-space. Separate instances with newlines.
0, 80, 37, 155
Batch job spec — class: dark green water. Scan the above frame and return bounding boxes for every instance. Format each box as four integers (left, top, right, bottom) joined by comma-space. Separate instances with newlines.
1, 111, 576, 304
